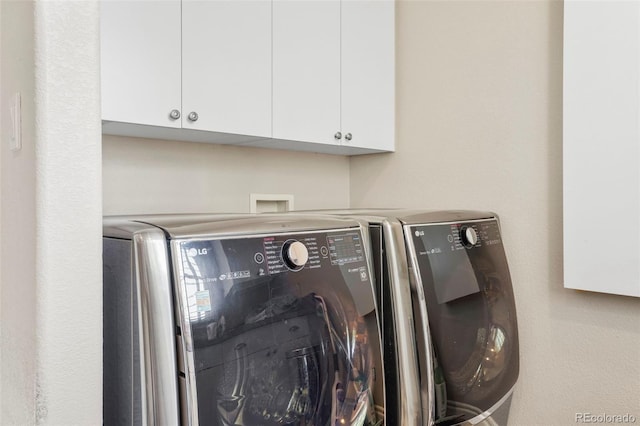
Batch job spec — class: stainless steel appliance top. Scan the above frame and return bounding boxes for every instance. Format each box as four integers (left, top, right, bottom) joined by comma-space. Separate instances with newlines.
104, 213, 367, 240
290, 208, 496, 225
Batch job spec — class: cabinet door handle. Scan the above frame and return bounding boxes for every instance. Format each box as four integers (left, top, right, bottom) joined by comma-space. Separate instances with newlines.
345, 133, 352, 141
188, 111, 199, 122
169, 109, 181, 120
334, 132, 342, 140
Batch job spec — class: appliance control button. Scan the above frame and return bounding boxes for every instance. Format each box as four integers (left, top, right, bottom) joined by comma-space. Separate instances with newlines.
283, 240, 309, 270
460, 226, 478, 248
254, 252, 265, 264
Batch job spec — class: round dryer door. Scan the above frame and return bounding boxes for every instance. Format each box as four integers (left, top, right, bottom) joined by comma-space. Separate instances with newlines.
408, 219, 519, 424
173, 229, 383, 426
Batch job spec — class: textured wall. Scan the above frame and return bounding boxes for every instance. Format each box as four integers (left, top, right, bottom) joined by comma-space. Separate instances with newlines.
103, 135, 350, 215
350, 1, 640, 424
32, 1, 103, 424
0, 1, 102, 425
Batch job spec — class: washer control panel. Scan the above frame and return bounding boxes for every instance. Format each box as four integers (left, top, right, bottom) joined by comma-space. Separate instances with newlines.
175, 227, 374, 326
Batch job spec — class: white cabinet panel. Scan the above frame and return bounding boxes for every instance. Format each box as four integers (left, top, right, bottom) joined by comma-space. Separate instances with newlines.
273, 0, 341, 145
341, 0, 395, 151
182, 0, 271, 137
563, 0, 640, 297
101, 0, 182, 128
101, 0, 393, 155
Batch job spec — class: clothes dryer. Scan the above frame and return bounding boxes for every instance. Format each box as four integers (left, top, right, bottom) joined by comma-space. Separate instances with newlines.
295, 210, 520, 426
401, 210, 519, 426
103, 214, 389, 425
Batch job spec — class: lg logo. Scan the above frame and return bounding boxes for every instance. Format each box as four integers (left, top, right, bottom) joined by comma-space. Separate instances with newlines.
188, 248, 208, 257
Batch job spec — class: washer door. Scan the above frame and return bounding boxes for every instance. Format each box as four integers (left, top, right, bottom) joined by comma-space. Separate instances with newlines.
408, 220, 519, 424
174, 230, 382, 426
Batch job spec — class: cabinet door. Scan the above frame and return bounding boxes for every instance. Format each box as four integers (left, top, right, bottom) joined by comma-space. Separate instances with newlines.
341, 0, 395, 151
101, 0, 182, 128
182, 0, 271, 138
273, 0, 341, 145
564, 0, 640, 297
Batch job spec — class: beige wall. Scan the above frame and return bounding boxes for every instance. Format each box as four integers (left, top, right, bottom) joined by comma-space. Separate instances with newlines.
103, 135, 350, 215
1, 1, 37, 422
351, 1, 640, 424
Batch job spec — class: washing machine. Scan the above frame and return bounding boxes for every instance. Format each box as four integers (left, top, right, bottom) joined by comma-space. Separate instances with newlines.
293, 210, 520, 426
103, 214, 390, 425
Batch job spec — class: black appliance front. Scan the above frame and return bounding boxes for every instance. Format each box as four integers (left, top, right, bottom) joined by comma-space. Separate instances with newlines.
407, 219, 519, 425
173, 229, 383, 426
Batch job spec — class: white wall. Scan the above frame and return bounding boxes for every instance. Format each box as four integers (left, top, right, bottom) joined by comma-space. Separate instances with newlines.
350, 1, 640, 424
103, 135, 350, 214
1, 1, 103, 425
33, 2, 102, 424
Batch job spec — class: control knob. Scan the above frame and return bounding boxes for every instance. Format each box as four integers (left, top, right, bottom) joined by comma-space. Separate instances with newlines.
460, 225, 478, 248
282, 240, 309, 271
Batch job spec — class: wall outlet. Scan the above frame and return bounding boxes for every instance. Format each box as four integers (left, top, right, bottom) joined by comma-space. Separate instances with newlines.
250, 194, 294, 213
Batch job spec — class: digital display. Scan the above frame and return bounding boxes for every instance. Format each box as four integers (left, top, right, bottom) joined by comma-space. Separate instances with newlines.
327, 233, 364, 265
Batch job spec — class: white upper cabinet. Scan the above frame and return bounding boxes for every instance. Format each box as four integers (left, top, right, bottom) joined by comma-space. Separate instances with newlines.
341, 0, 395, 152
272, 0, 341, 145
182, 0, 271, 138
101, 0, 182, 128
100, 0, 395, 155
102, 0, 270, 139
272, 0, 395, 152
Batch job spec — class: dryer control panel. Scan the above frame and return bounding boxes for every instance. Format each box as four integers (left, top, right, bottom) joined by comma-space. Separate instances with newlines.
413, 220, 502, 254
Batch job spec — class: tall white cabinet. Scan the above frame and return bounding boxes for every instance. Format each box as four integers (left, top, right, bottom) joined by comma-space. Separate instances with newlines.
100, 0, 395, 155
563, 0, 640, 297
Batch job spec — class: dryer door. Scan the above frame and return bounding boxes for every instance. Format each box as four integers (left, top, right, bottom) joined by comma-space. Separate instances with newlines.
172, 229, 382, 426
407, 219, 519, 424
